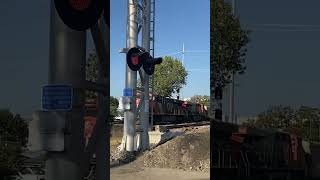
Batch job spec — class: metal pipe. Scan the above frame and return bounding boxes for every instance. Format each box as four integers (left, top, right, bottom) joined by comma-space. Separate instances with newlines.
93, 18, 109, 180
218, 149, 220, 168
222, 149, 224, 168
229, 74, 235, 124
229, 0, 236, 124
150, 0, 155, 130
124, 0, 138, 152
46, 1, 86, 179
240, 151, 247, 176
140, 0, 151, 150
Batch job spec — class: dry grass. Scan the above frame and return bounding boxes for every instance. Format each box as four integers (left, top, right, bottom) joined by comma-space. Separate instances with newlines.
110, 137, 122, 146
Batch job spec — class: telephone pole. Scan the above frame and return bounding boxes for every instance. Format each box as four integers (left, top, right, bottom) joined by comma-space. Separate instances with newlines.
229, 0, 236, 124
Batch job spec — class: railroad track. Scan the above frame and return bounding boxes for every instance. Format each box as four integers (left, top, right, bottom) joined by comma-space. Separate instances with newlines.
158, 121, 210, 130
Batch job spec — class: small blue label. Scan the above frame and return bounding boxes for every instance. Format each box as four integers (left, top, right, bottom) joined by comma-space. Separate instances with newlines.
42, 85, 73, 111
123, 88, 133, 97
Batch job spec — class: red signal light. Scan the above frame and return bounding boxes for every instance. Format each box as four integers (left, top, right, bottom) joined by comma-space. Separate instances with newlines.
54, 0, 104, 31
69, 0, 92, 11
131, 56, 139, 65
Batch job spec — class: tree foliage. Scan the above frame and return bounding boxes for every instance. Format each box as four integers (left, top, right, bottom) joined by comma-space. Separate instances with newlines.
188, 95, 210, 107
0, 110, 28, 175
152, 56, 188, 97
85, 51, 120, 118
211, 0, 250, 87
243, 105, 320, 142
110, 96, 119, 118
210, 0, 250, 118
86, 52, 99, 99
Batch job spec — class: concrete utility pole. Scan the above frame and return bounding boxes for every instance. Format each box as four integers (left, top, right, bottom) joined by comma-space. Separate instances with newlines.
46, 1, 86, 179
140, 0, 151, 150
123, 0, 139, 152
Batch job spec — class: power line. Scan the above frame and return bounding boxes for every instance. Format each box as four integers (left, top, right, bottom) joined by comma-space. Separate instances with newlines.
245, 23, 320, 32
185, 50, 209, 53
249, 28, 320, 32
188, 68, 209, 72
250, 23, 320, 28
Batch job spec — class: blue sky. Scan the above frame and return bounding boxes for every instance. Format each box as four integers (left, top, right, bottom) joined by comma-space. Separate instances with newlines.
0, 0, 209, 117
108, 0, 210, 98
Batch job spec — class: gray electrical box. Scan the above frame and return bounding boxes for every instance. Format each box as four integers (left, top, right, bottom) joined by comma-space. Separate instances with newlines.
28, 111, 66, 152
119, 96, 132, 111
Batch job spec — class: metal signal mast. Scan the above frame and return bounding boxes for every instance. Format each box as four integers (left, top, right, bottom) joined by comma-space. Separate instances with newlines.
28, 1, 110, 179
120, 0, 158, 152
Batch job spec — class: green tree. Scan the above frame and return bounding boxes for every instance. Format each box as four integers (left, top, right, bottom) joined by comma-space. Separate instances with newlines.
86, 51, 119, 119
188, 95, 210, 107
242, 105, 320, 142
152, 56, 188, 97
86, 52, 99, 99
254, 105, 295, 129
110, 96, 119, 118
295, 106, 320, 141
242, 118, 256, 128
210, 0, 250, 117
211, 0, 250, 86
0, 110, 28, 176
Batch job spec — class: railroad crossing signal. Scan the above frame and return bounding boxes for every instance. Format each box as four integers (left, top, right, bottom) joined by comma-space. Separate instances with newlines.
142, 52, 162, 75
126, 47, 163, 75
126, 47, 144, 71
54, 0, 104, 31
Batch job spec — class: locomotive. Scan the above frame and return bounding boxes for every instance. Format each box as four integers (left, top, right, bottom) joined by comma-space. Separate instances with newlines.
84, 95, 208, 142
145, 95, 208, 125
212, 120, 320, 180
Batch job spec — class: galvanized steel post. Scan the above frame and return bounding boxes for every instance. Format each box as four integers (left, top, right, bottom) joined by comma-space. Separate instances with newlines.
124, 0, 138, 152
140, 0, 151, 150
46, 1, 86, 179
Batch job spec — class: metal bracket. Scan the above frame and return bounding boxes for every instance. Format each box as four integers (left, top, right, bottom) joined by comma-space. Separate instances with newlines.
120, 46, 144, 54
119, 48, 129, 54
139, 69, 145, 84
28, 111, 67, 152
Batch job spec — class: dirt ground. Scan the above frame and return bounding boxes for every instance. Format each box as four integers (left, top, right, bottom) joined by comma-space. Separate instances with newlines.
110, 164, 210, 180
132, 125, 210, 172
110, 125, 210, 179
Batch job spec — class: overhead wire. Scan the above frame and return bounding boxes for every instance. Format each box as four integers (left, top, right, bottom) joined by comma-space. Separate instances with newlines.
245, 23, 320, 32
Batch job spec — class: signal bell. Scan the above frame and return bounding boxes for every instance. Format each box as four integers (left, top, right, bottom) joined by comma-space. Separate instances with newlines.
126, 47, 162, 75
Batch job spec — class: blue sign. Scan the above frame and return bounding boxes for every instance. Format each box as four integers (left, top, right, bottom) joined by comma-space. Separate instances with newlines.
123, 88, 133, 97
42, 85, 73, 111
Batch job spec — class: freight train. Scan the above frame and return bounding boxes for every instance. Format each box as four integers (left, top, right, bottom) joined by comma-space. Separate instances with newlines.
85, 95, 209, 125
84, 95, 208, 142
146, 95, 208, 124
212, 120, 320, 180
